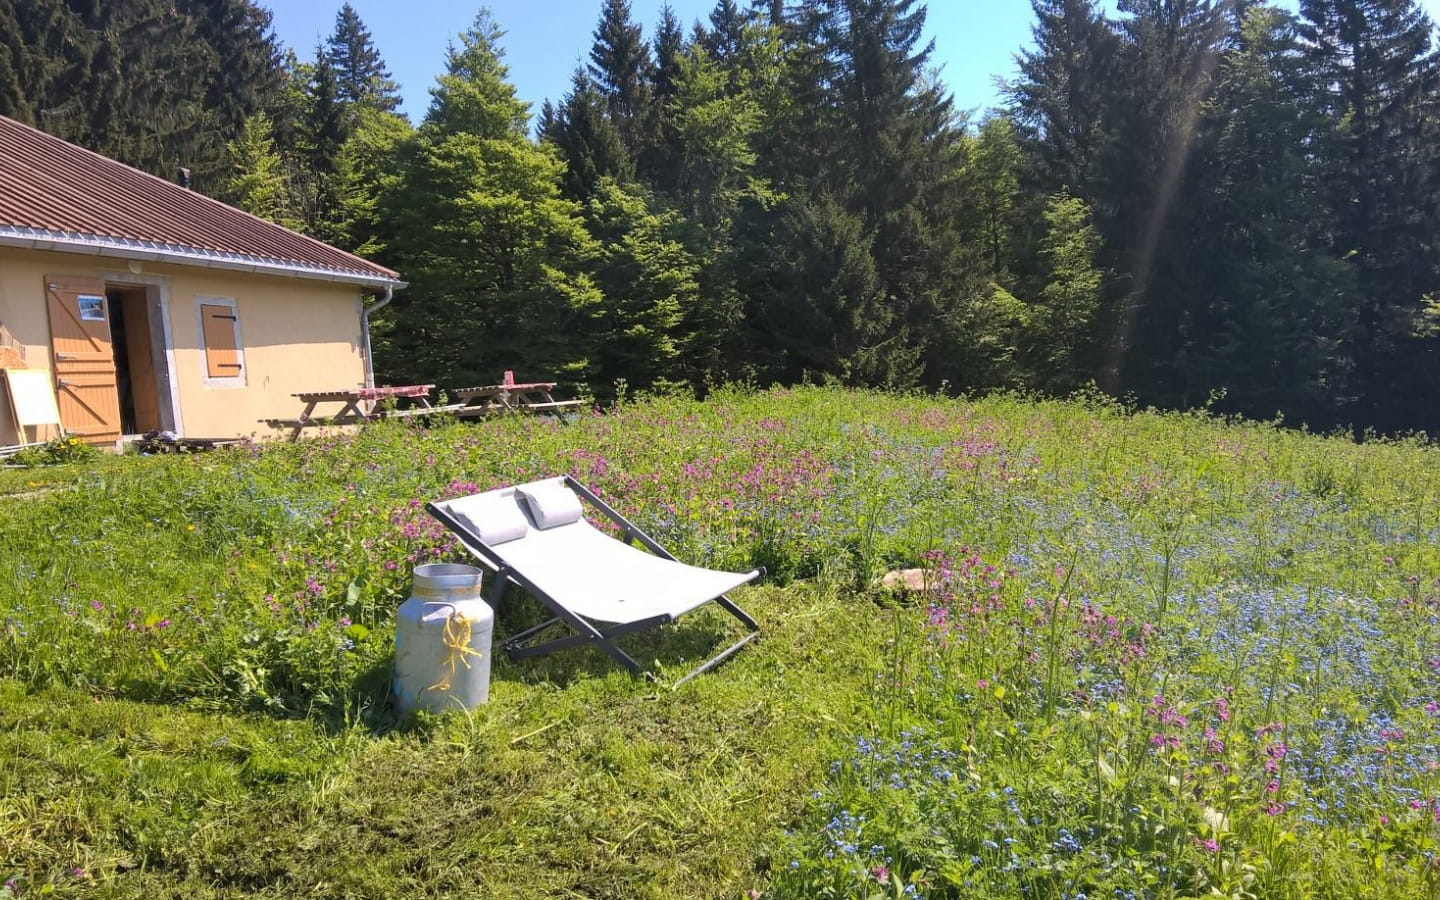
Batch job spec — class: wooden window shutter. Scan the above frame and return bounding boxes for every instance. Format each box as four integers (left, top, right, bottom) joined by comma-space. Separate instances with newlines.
200, 304, 241, 378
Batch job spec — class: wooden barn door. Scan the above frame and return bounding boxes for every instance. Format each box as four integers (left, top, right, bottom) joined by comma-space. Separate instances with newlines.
45, 276, 122, 444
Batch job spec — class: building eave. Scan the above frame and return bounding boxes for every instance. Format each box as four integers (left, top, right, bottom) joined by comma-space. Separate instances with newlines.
0, 225, 406, 290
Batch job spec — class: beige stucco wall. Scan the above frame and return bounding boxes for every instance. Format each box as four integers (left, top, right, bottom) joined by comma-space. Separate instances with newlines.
0, 246, 371, 444
0, 247, 63, 446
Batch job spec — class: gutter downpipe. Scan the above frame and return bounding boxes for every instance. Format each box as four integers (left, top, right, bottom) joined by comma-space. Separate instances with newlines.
360, 284, 395, 390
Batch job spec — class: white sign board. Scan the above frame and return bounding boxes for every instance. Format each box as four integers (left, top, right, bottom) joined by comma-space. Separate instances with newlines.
4, 369, 62, 427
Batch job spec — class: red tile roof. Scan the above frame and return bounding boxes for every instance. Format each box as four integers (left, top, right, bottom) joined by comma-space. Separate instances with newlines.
0, 114, 400, 286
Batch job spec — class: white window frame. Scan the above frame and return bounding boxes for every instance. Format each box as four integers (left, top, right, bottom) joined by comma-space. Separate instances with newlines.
194, 295, 247, 389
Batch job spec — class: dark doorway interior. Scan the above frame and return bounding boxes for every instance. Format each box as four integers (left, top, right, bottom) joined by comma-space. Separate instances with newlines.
105, 286, 162, 435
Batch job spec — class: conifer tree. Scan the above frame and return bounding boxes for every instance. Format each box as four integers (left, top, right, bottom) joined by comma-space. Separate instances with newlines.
584, 179, 700, 395
326, 3, 401, 112
670, 43, 764, 231
703, 0, 748, 65
736, 193, 908, 385
332, 105, 412, 254
546, 69, 634, 201
639, 4, 687, 191
1178, 6, 1353, 425
0, 0, 280, 192
1103, 0, 1231, 401
299, 42, 350, 243
1010, 0, 1121, 196
652, 5, 686, 103
1298, 0, 1440, 429
225, 112, 303, 230
183, 0, 285, 183
808, 0, 969, 387
378, 11, 601, 388
1023, 191, 1105, 391
588, 0, 653, 156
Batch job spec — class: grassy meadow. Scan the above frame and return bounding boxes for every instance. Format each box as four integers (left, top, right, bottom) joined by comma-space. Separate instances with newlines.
2, 387, 1438, 898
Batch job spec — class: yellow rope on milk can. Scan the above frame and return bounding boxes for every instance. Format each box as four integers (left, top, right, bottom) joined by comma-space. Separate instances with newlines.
427, 609, 485, 693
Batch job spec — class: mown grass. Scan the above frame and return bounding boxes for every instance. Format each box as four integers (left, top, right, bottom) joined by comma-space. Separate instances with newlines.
2, 387, 1439, 898
2, 583, 873, 898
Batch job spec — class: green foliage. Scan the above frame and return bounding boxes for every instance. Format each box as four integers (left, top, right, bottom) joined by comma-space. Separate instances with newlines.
0, 0, 283, 192
544, 68, 634, 201
12, 0, 1440, 430
670, 42, 768, 231
223, 112, 303, 231
332, 105, 412, 255
4, 389, 1440, 896
583, 179, 698, 396
738, 194, 898, 385
6, 436, 98, 467
423, 11, 530, 141
1011, 0, 1122, 195
325, 2, 401, 112
1025, 191, 1105, 390
961, 118, 1024, 278
1298, 0, 1440, 430
587, 0, 653, 156
379, 13, 599, 390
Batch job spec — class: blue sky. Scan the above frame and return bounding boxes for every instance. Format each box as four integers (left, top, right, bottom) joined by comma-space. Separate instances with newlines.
266, 1, 1038, 123
266, 1, 1440, 126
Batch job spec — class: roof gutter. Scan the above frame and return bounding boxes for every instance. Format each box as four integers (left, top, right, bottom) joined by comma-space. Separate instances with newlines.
0, 226, 405, 290
360, 284, 397, 390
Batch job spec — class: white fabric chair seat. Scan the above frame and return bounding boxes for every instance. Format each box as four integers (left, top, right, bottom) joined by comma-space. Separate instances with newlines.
493, 519, 755, 624
433, 480, 759, 625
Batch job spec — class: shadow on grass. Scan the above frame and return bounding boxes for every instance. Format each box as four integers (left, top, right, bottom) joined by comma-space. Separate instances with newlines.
486, 592, 745, 689
483, 589, 749, 686
53, 587, 759, 739
353, 589, 756, 734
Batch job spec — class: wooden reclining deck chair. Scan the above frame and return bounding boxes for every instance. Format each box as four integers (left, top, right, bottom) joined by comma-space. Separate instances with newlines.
426, 475, 762, 685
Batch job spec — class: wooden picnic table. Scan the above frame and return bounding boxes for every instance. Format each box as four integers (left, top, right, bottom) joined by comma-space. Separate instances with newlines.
453, 381, 586, 418
266, 384, 438, 441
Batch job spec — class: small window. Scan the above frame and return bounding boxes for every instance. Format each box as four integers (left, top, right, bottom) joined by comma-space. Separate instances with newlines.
196, 298, 244, 384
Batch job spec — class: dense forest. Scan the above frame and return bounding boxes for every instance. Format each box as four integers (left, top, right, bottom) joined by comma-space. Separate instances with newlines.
4, 0, 1440, 433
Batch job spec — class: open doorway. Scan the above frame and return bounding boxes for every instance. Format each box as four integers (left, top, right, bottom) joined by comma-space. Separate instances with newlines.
106, 285, 165, 435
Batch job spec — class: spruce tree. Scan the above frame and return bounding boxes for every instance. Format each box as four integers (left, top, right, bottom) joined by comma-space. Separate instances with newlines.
378, 11, 601, 389
1010, 0, 1122, 197
0, 0, 281, 192
301, 42, 350, 243
330, 105, 412, 254
587, 0, 653, 157
652, 5, 686, 103
810, 0, 970, 387
182, 0, 285, 175
1024, 191, 1106, 391
640, 4, 687, 191
703, 0, 748, 65
224, 112, 303, 230
584, 179, 700, 395
737, 193, 918, 385
326, 3, 401, 112
1179, 6, 1353, 426
1103, 0, 1231, 402
1299, 0, 1440, 429
670, 43, 764, 231
547, 69, 634, 201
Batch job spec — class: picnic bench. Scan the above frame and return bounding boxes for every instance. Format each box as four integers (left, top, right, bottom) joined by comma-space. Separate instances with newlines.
264, 384, 454, 441
453, 378, 586, 419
